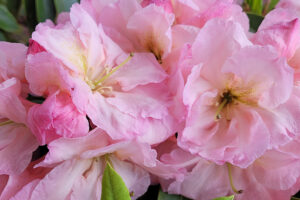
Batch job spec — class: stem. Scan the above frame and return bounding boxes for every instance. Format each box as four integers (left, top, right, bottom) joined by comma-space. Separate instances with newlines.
94, 53, 134, 86
215, 98, 228, 120
227, 163, 243, 194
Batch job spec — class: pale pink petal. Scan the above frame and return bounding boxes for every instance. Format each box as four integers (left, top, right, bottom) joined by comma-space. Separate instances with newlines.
191, 0, 249, 31
141, 0, 173, 13
38, 129, 111, 166
112, 53, 167, 91
127, 4, 174, 59
0, 125, 38, 175
171, 25, 200, 50
253, 11, 300, 59
25, 52, 73, 96
56, 12, 70, 25
70, 3, 105, 69
70, 160, 102, 200
0, 42, 27, 82
0, 78, 26, 123
182, 64, 213, 107
86, 93, 137, 140
222, 45, 294, 109
253, 150, 300, 190
0, 160, 49, 200
191, 19, 251, 85
32, 21, 86, 73
30, 159, 92, 200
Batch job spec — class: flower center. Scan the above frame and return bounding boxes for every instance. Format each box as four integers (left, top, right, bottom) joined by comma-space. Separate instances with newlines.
215, 90, 237, 120
85, 53, 134, 95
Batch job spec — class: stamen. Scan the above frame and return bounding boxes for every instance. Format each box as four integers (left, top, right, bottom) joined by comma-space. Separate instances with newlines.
215, 98, 228, 120
94, 53, 134, 86
226, 163, 243, 194
0, 120, 14, 126
93, 86, 113, 94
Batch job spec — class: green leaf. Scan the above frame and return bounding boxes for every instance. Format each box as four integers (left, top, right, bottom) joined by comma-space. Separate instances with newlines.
0, 31, 6, 41
157, 190, 190, 200
247, 13, 264, 33
101, 162, 131, 200
7, 0, 21, 16
35, 0, 55, 22
213, 195, 235, 200
54, 0, 78, 14
0, 5, 19, 32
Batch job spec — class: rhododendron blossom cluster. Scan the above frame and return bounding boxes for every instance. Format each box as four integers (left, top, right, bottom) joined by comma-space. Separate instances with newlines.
1, 0, 300, 199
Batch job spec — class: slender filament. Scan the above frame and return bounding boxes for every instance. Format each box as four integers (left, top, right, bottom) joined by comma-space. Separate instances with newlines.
0, 120, 13, 127
215, 98, 228, 120
94, 53, 134, 86
226, 163, 243, 194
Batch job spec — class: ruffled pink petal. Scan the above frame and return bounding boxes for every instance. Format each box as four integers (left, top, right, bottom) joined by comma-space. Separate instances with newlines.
191, 19, 251, 86
127, 4, 174, 58
28, 92, 89, 145
112, 53, 167, 91
253, 8, 300, 59
141, 0, 173, 13
32, 21, 86, 73
25, 52, 73, 96
0, 78, 27, 123
171, 24, 200, 50
30, 159, 92, 200
252, 149, 300, 191
0, 42, 27, 82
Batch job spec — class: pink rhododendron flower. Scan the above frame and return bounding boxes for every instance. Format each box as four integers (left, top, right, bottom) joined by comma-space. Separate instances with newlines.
178, 18, 300, 168
1, 0, 300, 199
27, 3, 176, 145
158, 139, 300, 200
0, 129, 178, 200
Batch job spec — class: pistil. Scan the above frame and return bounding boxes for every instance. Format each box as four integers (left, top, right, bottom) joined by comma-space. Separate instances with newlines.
226, 163, 243, 194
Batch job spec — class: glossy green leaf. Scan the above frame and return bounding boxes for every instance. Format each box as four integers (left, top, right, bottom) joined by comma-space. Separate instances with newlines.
158, 190, 190, 200
35, 0, 55, 22
0, 5, 19, 32
213, 195, 235, 200
54, 0, 77, 14
101, 162, 131, 200
7, 0, 21, 16
247, 13, 264, 33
